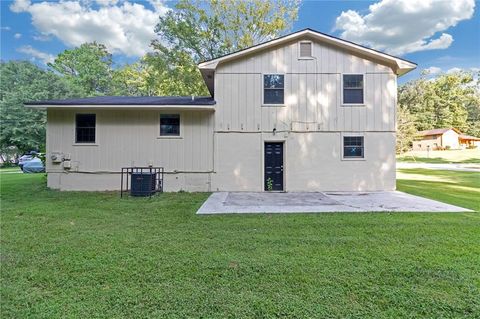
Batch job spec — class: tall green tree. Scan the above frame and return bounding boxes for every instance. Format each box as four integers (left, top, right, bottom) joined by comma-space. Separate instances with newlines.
398, 71, 478, 131
396, 105, 417, 153
148, 0, 300, 95
48, 42, 113, 96
0, 61, 81, 154
397, 70, 480, 152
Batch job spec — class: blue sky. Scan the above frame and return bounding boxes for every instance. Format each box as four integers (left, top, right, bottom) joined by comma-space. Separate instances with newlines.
1, 0, 479, 84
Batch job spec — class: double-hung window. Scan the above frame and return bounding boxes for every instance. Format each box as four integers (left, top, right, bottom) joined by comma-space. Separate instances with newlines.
343, 74, 364, 104
343, 136, 364, 158
263, 74, 284, 105
160, 114, 180, 136
75, 114, 96, 143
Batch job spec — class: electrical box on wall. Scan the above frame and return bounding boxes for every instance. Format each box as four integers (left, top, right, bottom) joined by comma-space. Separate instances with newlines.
51, 152, 63, 163
63, 161, 71, 169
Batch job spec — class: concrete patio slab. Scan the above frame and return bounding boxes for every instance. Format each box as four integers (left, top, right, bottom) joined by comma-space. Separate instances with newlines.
196, 191, 473, 214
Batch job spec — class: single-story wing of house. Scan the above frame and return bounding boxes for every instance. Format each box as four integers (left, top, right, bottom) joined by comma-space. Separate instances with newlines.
413, 128, 480, 151
25, 28, 417, 192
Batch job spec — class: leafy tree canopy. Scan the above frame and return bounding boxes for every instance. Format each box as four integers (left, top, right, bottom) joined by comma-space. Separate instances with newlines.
147, 0, 300, 96
397, 70, 480, 152
0, 61, 82, 154
48, 42, 113, 96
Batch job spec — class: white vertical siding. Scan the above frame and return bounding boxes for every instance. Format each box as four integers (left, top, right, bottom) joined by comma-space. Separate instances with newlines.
215, 38, 396, 133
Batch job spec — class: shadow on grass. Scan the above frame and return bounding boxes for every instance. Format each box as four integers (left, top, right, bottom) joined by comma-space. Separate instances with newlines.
397, 169, 480, 212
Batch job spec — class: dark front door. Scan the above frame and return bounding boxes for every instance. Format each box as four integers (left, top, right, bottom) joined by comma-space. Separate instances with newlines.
264, 142, 284, 191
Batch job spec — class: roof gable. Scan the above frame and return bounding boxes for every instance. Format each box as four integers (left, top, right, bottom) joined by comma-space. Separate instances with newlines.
198, 28, 416, 74
198, 28, 416, 96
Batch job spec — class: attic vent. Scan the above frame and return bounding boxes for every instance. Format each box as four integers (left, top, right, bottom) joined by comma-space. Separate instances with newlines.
299, 42, 312, 58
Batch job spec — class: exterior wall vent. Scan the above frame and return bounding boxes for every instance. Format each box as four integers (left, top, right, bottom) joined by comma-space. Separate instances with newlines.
299, 41, 312, 58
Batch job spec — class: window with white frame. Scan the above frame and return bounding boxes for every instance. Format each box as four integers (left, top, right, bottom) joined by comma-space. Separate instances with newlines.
343, 136, 364, 158
263, 74, 284, 105
343, 74, 364, 104
160, 114, 180, 136
75, 114, 96, 143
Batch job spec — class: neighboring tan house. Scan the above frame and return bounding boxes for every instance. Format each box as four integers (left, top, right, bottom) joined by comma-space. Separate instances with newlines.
25, 28, 416, 192
413, 128, 480, 151
413, 128, 461, 151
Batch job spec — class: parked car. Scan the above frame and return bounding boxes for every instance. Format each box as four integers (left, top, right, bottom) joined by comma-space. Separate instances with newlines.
18, 151, 43, 171
22, 157, 45, 173
18, 154, 33, 171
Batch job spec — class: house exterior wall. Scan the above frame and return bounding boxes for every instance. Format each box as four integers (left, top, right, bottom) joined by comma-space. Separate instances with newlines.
214, 39, 397, 133
212, 132, 396, 192
212, 38, 397, 192
442, 129, 460, 149
46, 108, 214, 191
46, 37, 400, 192
413, 135, 441, 151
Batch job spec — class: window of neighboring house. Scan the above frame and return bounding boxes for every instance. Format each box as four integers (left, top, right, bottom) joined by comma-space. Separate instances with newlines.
75, 114, 96, 143
160, 114, 180, 136
343, 136, 364, 158
299, 41, 312, 58
263, 74, 284, 105
343, 74, 364, 104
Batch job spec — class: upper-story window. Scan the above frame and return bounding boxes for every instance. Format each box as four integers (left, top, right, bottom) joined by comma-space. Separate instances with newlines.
160, 114, 180, 136
263, 74, 284, 105
75, 114, 96, 143
299, 41, 312, 58
343, 74, 364, 105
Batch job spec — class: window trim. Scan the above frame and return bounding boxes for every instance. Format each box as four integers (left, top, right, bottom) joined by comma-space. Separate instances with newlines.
262, 73, 286, 107
74, 113, 97, 145
341, 133, 366, 161
158, 113, 183, 139
298, 40, 314, 60
341, 73, 365, 106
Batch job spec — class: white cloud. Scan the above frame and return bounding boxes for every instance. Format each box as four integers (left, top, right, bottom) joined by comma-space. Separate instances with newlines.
424, 66, 480, 76
10, 0, 169, 57
446, 67, 463, 74
425, 66, 442, 74
1, 26, 11, 31
14, 33, 22, 39
94, 0, 120, 6
17, 45, 55, 64
334, 0, 475, 55
32, 33, 52, 41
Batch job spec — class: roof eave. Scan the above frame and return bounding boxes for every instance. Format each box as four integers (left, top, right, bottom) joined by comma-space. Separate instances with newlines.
24, 104, 216, 111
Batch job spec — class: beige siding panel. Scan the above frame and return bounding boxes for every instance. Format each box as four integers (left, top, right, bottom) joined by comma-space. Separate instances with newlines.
212, 132, 396, 192
214, 37, 396, 135
46, 109, 214, 176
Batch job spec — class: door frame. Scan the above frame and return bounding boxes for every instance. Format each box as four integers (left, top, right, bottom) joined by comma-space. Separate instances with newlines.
262, 140, 286, 192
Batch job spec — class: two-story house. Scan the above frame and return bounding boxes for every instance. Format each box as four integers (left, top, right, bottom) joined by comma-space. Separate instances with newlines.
26, 29, 416, 192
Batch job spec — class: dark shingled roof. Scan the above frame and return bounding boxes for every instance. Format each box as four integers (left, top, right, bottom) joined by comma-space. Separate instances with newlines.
25, 96, 216, 106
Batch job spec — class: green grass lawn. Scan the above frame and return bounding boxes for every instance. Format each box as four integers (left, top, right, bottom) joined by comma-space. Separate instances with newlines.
1, 170, 480, 318
397, 169, 480, 212
397, 149, 480, 164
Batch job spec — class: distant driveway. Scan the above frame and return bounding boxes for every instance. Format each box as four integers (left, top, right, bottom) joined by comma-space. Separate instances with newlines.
397, 162, 480, 172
